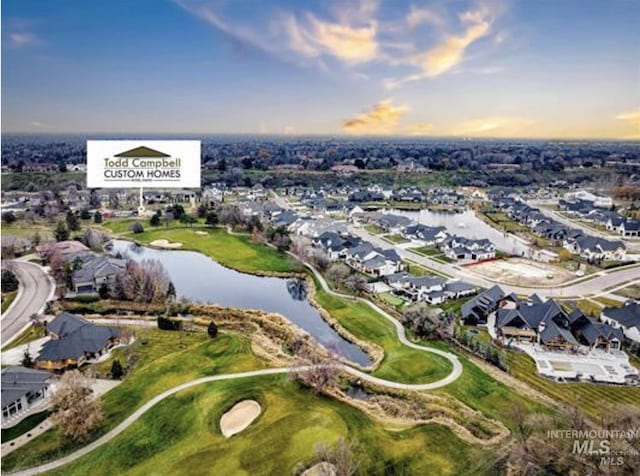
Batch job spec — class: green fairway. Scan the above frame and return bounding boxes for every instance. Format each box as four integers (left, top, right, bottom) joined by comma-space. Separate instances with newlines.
102, 223, 301, 274
1, 329, 266, 472
45, 377, 501, 476
312, 284, 453, 384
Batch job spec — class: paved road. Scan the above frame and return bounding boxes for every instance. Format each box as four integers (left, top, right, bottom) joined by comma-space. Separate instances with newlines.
1, 261, 54, 347
351, 225, 640, 299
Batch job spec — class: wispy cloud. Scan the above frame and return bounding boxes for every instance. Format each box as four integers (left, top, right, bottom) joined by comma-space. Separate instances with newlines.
176, 0, 504, 86
452, 116, 535, 137
343, 99, 408, 134
616, 109, 640, 130
406, 6, 444, 29
6, 32, 42, 48
343, 99, 435, 136
285, 13, 379, 64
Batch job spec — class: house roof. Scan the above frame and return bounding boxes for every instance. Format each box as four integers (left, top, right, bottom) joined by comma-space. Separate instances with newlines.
1, 366, 53, 408
38, 313, 120, 363
602, 302, 640, 330
114, 146, 170, 158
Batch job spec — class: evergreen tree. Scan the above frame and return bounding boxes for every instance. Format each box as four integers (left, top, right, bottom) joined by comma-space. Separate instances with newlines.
110, 359, 124, 379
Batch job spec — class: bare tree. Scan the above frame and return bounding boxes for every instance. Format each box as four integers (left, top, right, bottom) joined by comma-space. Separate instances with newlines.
50, 370, 103, 441
345, 274, 368, 295
113, 259, 171, 304
325, 263, 351, 288
313, 437, 361, 476
290, 347, 339, 395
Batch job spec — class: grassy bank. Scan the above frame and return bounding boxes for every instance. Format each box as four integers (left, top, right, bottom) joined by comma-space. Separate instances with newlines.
312, 284, 453, 384
1, 290, 18, 315
103, 223, 301, 275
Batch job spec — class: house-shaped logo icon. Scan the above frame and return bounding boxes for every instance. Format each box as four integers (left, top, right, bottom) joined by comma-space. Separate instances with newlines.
114, 146, 170, 159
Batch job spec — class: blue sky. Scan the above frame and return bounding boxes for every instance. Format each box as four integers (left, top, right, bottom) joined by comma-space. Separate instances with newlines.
2, 0, 639, 138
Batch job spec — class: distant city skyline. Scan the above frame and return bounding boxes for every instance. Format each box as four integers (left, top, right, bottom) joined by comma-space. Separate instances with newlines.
2, 0, 639, 139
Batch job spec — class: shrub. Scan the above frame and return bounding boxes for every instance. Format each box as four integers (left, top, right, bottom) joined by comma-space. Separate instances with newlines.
130, 222, 144, 234
1, 269, 19, 292
207, 321, 218, 338
157, 316, 183, 331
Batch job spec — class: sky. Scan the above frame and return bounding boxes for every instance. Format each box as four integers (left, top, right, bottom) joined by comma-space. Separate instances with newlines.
2, 0, 639, 139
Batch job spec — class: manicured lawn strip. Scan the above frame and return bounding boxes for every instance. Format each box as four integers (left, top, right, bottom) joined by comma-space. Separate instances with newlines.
1, 290, 18, 315
104, 224, 301, 274
378, 292, 405, 307
46, 377, 500, 476
1, 324, 43, 351
312, 283, 453, 384
386, 234, 408, 244
505, 351, 640, 420
1, 410, 51, 442
1, 329, 266, 472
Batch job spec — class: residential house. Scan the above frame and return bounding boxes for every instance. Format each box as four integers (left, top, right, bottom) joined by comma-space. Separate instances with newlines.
67, 253, 127, 293
461, 285, 513, 325
36, 313, 123, 371
401, 224, 448, 246
1, 367, 53, 428
601, 301, 640, 343
441, 236, 496, 261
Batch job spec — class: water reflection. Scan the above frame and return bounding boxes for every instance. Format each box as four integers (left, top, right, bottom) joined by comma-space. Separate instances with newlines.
109, 240, 371, 366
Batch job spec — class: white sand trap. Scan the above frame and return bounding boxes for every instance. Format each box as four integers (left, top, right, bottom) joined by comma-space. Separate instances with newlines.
302, 462, 337, 476
194, 231, 208, 235
220, 400, 261, 438
150, 239, 183, 249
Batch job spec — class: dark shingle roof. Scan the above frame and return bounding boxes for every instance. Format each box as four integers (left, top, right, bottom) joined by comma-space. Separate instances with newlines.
1, 366, 53, 408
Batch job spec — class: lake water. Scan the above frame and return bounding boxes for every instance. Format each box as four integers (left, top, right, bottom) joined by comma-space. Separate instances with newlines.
391, 209, 531, 256
109, 240, 371, 366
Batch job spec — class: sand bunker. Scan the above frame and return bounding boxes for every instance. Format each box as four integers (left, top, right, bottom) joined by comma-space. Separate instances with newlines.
302, 462, 337, 476
149, 239, 183, 249
220, 400, 261, 438
194, 231, 208, 235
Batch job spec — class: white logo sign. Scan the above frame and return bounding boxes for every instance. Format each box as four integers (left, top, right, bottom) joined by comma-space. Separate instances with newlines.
87, 140, 200, 189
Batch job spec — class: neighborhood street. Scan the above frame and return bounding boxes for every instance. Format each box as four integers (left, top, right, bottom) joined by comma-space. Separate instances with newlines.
350, 225, 640, 299
1, 260, 54, 346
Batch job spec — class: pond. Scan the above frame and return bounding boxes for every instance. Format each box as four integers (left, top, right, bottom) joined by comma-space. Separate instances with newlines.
109, 240, 371, 366
391, 209, 531, 255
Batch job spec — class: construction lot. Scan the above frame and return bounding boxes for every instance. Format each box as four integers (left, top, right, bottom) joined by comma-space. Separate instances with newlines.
467, 257, 577, 286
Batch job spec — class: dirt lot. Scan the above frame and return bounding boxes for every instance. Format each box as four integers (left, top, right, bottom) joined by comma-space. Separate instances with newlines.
467, 257, 576, 286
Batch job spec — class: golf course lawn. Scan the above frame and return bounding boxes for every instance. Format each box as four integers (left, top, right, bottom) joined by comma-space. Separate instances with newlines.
1, 329, 266, 472
45, 377, 502, 476
312, 286, 454, 384
103, 223, 301, 274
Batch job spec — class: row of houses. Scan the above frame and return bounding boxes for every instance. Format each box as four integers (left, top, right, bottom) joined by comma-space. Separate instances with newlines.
463, 286, 640, 346
312, 231, 405, 277
558, 198, 640, 238
357, 212, 497, 262
493, 197, 627, 261
386, 272, 477, 305
313, 231, 478, 305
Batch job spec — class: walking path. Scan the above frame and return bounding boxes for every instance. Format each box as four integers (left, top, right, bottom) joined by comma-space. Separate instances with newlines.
7, 262, 463, 476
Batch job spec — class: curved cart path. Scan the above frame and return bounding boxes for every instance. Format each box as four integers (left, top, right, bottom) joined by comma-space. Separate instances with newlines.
9, 263, 463, 476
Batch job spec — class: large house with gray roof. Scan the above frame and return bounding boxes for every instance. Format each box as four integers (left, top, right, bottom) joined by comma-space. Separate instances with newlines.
36, 313, 123, 371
